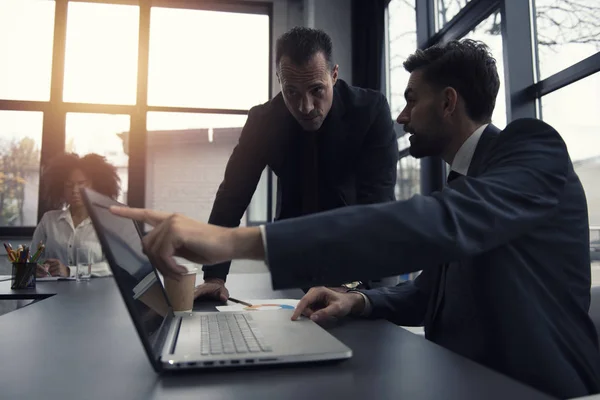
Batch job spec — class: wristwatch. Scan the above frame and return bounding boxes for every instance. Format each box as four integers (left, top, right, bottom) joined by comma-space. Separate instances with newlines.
341, 281, 362, 290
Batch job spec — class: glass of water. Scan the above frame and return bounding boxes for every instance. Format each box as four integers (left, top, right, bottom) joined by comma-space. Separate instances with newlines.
76, 248, 92, 282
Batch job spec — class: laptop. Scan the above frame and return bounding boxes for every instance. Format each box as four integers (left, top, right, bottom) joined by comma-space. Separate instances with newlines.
81, 187, 352, 372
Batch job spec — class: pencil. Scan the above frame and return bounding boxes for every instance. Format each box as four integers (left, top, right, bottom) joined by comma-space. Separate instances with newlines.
228, 297, 253, 307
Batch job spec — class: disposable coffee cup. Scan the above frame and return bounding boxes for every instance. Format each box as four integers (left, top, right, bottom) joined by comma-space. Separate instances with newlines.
163, 265, 197, 316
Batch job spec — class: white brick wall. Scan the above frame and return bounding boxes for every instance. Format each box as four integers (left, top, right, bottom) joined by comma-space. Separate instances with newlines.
145, 128, 247, 225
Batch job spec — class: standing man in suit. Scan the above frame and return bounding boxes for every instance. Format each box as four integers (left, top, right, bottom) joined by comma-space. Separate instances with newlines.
195, 27, 399, 301
110, 39, 600, 398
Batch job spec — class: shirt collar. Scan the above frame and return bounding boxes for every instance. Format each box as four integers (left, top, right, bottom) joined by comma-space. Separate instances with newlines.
450, 124, 488, 176
58, 207, 91, 227
58, 208, 71, 221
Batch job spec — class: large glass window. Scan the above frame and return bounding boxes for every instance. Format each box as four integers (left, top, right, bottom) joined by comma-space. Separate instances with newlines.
0, 0, 55, 101
0, 2, 270, 233
435, 0, 472, 31
148, 8, 269, 110
534, 0, 600, 80
63, 2, 139, 104
65, 113, 130, 204
540, 72, 600, 285
0, 111, 43, 227
463, 11, 507, 129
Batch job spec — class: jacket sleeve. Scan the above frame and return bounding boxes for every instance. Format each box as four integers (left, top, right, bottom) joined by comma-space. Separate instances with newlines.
361, 268, 434, 326
266, 119, 570, 289
203, 107, 268, 281
355, 94, 398, 204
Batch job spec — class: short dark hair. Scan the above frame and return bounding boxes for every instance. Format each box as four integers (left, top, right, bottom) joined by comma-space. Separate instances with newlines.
42, 152, 121, 209
275, 27, 333, 69
403, 39, 500, 123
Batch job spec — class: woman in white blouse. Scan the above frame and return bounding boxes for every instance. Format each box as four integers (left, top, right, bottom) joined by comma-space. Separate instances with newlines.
32, 153, 120, 278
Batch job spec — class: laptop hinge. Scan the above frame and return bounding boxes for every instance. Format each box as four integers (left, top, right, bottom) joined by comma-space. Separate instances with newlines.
153, 312, 178, 361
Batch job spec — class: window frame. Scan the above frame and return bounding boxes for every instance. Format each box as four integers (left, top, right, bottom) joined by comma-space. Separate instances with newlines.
385, 0, 600, 258
0, 0, 273, 236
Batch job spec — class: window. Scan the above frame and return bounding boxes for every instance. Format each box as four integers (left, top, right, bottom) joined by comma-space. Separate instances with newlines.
540, 72, 600, 285
0, 111, 43, 227
387, 0, 417, 118
435, 0, 473, 31
65, 113, 130, 204
463, 11, 507, 129
63, 2, 139, 104
534, 0, 600, 80
387, 0, 420, 199
0, 0, 55, 101
148, 8, 269, 110
396, 156, 420, 201
145, 112, 259, 225
540, 72, 600, 226
0, 2, 271, 236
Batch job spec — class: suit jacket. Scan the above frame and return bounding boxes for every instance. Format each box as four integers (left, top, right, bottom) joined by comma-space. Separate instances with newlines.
203, 79, 398, 281
265, 119, 600, 398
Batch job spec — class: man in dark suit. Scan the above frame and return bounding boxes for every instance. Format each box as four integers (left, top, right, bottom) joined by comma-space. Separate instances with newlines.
195, 27, 399, 301
110, 39, 600, 398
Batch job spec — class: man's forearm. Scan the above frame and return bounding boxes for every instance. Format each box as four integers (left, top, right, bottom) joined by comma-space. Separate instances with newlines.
230, 227, 265, 261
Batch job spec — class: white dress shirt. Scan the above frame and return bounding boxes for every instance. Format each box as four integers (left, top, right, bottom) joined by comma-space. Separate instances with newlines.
449, 124, 488, 176
31, 209, 111, 277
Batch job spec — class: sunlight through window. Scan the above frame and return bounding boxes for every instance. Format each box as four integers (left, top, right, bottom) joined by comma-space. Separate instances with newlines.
63, 2, 139, 104
148, 8, 269, 109
0, 0, 55, 101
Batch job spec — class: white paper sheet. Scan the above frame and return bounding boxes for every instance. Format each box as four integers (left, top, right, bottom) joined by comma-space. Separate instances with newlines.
36, 276, 76, 281
216, 299, 300, 312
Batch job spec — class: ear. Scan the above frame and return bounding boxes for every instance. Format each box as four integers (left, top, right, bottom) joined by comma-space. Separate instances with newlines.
276, 71, 281, 85
441, 87, 458, 117
331, 65, 339, 85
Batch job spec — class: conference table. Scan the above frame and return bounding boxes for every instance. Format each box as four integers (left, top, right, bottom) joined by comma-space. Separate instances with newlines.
0, 273, 555, 399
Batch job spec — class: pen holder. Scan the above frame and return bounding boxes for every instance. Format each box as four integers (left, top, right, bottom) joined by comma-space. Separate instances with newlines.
11, 262, 37, 289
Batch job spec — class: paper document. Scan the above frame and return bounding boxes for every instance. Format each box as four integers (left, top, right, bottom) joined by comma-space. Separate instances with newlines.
216, 299, 300, 312
36, 276, 76, 281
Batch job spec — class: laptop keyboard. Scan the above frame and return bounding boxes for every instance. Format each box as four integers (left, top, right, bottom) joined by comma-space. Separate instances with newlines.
196, 313, 272, 355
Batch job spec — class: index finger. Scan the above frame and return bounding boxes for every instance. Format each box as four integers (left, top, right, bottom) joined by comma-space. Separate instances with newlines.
109, 206, 170, 227
291, 289, 321, 321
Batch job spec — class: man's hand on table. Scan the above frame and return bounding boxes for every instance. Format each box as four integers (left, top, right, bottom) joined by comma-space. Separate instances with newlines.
109, 206, 264, 280
194, 278, 230, 302
292, 287, 366, 322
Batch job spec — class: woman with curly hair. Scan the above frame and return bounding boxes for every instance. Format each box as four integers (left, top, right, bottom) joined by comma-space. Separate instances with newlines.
31, 153, 121, 278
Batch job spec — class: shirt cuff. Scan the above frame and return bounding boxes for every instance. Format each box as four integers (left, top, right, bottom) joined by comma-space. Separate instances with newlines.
350, 290, 372, 317
259, 224, 269, 268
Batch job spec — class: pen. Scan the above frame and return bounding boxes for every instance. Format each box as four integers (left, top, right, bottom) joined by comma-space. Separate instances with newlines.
228, 297, 253, 307
31, 244, 45, 263
42, 264, 52, 277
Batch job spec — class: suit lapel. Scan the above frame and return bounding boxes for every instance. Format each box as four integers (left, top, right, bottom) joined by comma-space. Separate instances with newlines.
466, 124, 500, 177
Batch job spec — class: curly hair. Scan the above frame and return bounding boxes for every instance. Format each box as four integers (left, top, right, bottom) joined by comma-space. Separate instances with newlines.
403, 39, 500, 123
42, 153, 121, 209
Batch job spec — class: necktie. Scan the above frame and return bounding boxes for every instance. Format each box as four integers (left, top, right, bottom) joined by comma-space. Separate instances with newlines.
447, 170, 462, 183
301, 132, 319, 215
430, 170, 464, 327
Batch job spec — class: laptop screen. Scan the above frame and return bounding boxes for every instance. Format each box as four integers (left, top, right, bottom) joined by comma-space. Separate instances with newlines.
81, 188, 171, 367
